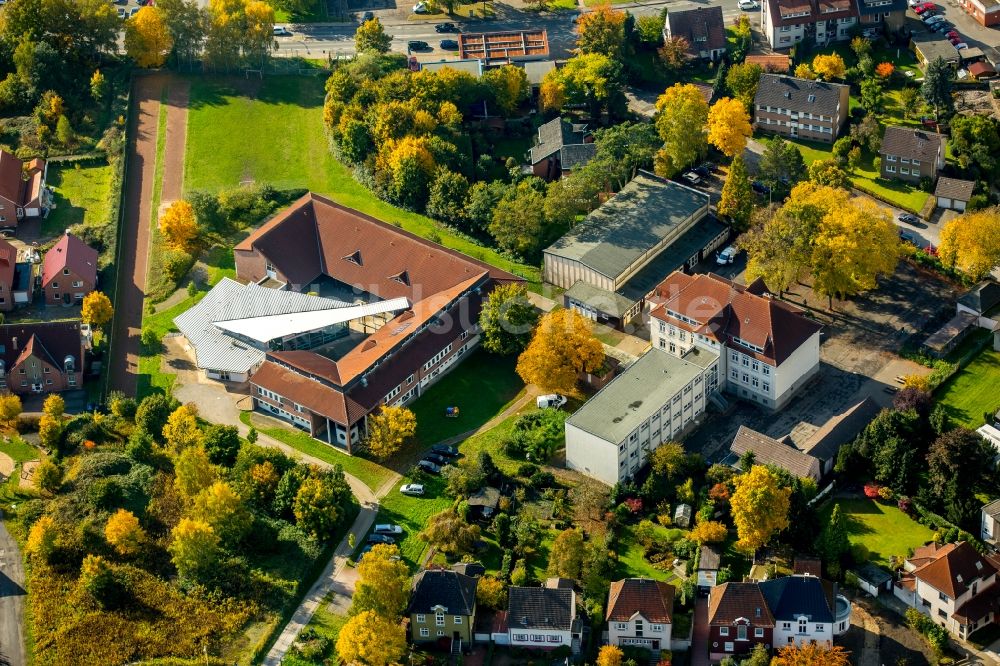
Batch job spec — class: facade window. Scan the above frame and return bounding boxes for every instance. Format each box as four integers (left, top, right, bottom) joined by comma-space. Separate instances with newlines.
816, 624, 824, 632
651, 624, 663, 632
731, 369, 739, 380
752, 377, 760, 388
763, 382, 770, 393
763, 366, 770, 376
737, 625, 747, 640
720, 627, 730, 636
407, 374, 414, 384
742, 373, 750, 383
436, 613, 445, 626
416, 614, 426, 623
887, 165, 896, 173
73, 281, 83, 288
725, 642, 734, 652
939, 591, 949, 602
63, 269, 70, 275
742, 357, 749, 367
900, 168, 909, 175
886, 155, 896, 162
755, 627, 764, 638
798, 619, 807, 634
420, 628, 430, 637
659, 321, 666, 333
51, 282, 58, 289
669, 343, 676, 353
616, 622, 629, 630
938, 609, 948, 619
900, 158, 910, 164
454, 616, 462, 624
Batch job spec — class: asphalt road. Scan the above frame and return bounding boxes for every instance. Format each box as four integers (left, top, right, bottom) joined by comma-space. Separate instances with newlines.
273, 0, 755, 59
0, 513, 26, 666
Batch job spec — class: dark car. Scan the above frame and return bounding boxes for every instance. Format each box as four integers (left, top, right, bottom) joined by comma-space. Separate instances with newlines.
932, 21, 952, 32
423, 453, 448, 465
367, 533, 395, 545
439, 39, 459, 50
361, 10, 374, 20
898, 213, 920, 225
432, 444, 459, 457
751, 180, 771, 195
417, 460, 442, 474
691, 165, 711, 178
407, 40, 430, 52
435, 22, 459, 32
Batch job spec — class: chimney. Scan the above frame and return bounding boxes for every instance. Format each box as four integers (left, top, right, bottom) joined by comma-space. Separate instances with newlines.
12, 336, 17, 351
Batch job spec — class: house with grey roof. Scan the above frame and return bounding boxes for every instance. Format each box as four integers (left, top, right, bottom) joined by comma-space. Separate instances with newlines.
730, 426, 822, 480
880, 127, 944, 184
753, 75, 850, 143
664, 6, 726, 61
958, 281, 1000, 319
544, 170, 727, 330
408, 569, 479, 646
530, 118, 596, 181
173, 277, 409, 383
936, 177, 976, 211
504, 586, 581, 652
912, 35, 961, 68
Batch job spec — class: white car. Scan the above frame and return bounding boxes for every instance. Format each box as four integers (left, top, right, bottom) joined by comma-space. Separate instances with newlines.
716, 246, 738, 265
536, 394, 568, 409
956, 42, 969, 49
400, 483, 425, 495
738, 0, 759, 9
374, 524, 404, 535
413, 1, 429, 12
273, 26, 292, 36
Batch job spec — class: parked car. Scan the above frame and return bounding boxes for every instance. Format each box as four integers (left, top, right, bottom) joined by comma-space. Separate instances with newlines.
738, 0, 759, 9
435, 22, 459, 32
423, 453, 448, 466
898, 213, 920, 225
716, 246, 739, 265
439, 39, 459, 50
751, 180, 771, 195
361, 10, 374, 20
400, 483, 425, 495
932, 22, 953, 32
273, 25, 292, 35
956, 42, 969, 50
899, 229, 922, 245
374, 523, 404, 535
946, 30, 960, 39
417, 460, 442, 474
907, 0, 921, 5
413, 1, 429, 12
431, 444, 459, 457
861, 28, 880, 39
691, 165, 711, 178
407, 40, 431, 52
128, 6, 141, 16
117, 6, 126, 17
358, 545, 373, 560
681, 171, 702, 185
367, 533, 395, 545
536, 394, 568, 409
920, 2, 937, 9
923, 14, 943, 22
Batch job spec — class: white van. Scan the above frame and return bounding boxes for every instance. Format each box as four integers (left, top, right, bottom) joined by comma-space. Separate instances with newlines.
536, 394, 567, 409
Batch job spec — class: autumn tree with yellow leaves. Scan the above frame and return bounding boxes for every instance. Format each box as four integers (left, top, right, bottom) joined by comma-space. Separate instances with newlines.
81, 291, 114, 330
193, 480, 252, 545
730, 465, 791, 554
689, 519, 728, 544
654, 83, 709, 177
364, 405, 417, 460
352, 543, 410, 618
576, 4, 628, 58
162, 404, 203, 450
105, 508, 146, 556
596, 645, 625, 666
771, 643, 851, 666
125, 6, 173, 68
811, 53, 846, 80
169, 518, 220, 580
516, 309, 604, 395
159, 199, 200, 254
337, 610, 407, 666
707, 97, 752, 158
173, 445, 217, 499
939, 207, 1000, 278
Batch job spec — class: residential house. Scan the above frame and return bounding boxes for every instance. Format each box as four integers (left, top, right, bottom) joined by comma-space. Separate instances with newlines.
0, 238, 17, 313
879, 127, 944, 184
566, 270, 821, 485
408, 569, 478, 647
957, 281, 1000, 321
912, 34, 961, 67
744, 54, 791, 72
709, 575, 851, 660
458, 30, 549, 66
467, 486, 501, 520
505, 586, 581, 651
753, 75, 850, 143
698, 545, 723, 592
855, 0, 908, 32
606, 578, 674, 649
40, 232, 98, 307
969, 60, 998, 80
545, 170, 727, 330
982, 500, 1000, 550
232, 193, 522, 452
895, 541, 1000, 639
0, 150, 49, 224
762, 0, 857, 49
664, 7, 727, 61
0, 321, 87, 394
529, 118, 596, 181
935, 177, 976, 211
794, 557, 823, 578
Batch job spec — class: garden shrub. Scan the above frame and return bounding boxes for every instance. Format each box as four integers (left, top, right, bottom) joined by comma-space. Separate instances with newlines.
503, 410, 567, 463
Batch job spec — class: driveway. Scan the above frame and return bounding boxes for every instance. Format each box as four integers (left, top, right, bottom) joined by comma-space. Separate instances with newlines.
691, 596, 709, 666
0, 514, 26, 666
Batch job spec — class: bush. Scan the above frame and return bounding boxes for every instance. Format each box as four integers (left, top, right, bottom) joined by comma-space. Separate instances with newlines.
529, 471, 555, 489
516, 463, 538, 478
16, 414, 41, 433
503, 410, 568, 463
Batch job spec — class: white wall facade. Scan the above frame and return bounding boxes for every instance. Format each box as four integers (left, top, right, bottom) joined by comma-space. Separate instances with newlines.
772, 617, 834, 648
608, 617, 672, 649
911, 573, 998, 638
509, 629, 572, 648
772, 331, 821, 409
982, 510, 999, 547
566, 423, 622, 486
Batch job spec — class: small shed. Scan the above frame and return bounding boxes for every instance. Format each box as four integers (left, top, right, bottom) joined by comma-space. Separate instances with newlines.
852, 563, 892, 596
935, 176, 976, 211
468, 486, 501, 520
697, 544, 722, 591
969, 60, 998, 80
674, 503, 692, 528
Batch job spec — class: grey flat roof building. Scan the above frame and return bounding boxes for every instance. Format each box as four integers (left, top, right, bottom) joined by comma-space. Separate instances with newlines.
567, 346, 718, 445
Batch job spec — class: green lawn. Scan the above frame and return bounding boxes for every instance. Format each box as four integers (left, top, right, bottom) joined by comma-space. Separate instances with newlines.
776, 137, 931, 212
410, 350, 524, 446
615, 524, 684, 583
183, 76, 539, 286
374, 473, 452, 569
137, 289, 206, 397
819, 497, 935, 567
283, 597, 347, 666
0, 437, 40, 463
43, 162, 113, 239
937, 348, 1000, 428
239, 411, 392, 492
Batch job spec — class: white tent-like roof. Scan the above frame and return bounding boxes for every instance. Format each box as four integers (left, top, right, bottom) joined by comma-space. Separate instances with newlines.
173, 278, 410, 374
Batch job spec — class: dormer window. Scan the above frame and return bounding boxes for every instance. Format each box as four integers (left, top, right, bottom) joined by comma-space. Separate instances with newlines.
342, 250, 362, 265
390, 270, 410, 286
808, 94, 816, 102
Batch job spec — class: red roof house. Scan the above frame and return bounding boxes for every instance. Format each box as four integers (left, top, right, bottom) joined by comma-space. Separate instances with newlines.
41, 232, 98, 306
0, 151, 48, 224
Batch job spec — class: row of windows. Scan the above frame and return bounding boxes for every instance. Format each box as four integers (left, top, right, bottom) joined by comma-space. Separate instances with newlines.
511, 634, 563, 643
418, 628, 445, 637
757, 106, 834, 122
757, 117, 834, 134
665, 309, 698, 326
730, 351, 772, 375
49, 281, 85, 290
885, 165, 920, 176
885, 155, 921, 166
730, 368, 771, 393
422, 343, 454, 371
257, 386, 281, 402
719, 626, 765, 638
414, 613, 462, 624
614, 622, 666, 632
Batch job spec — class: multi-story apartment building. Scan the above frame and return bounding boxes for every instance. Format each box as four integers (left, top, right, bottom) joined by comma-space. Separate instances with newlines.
753, 74, 851, 143
606, 578, 674, 650
565, 271, 820, 485
896, 541, 1000, 639
234, 193, 522, 452
408, 569, 478, 647
762, 0, 905, 47
879, 126, 945, 184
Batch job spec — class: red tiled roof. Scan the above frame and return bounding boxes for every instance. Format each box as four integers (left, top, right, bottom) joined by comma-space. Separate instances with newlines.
41, 232, 98, 287
953, 590, 999, 623
0, 150, 24, 206
607, 579, 675, 623
250, 360, 367, 425
0, 238, 16, 291
794, 557, 823, 577
744, 55, 790, 72
650, 271, 822, 365
911, 541, 999, 598
235, 193, 521, 298
708, 582, 775, 626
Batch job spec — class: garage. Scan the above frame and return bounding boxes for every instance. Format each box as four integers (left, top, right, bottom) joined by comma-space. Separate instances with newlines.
935, 176, 975, 211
